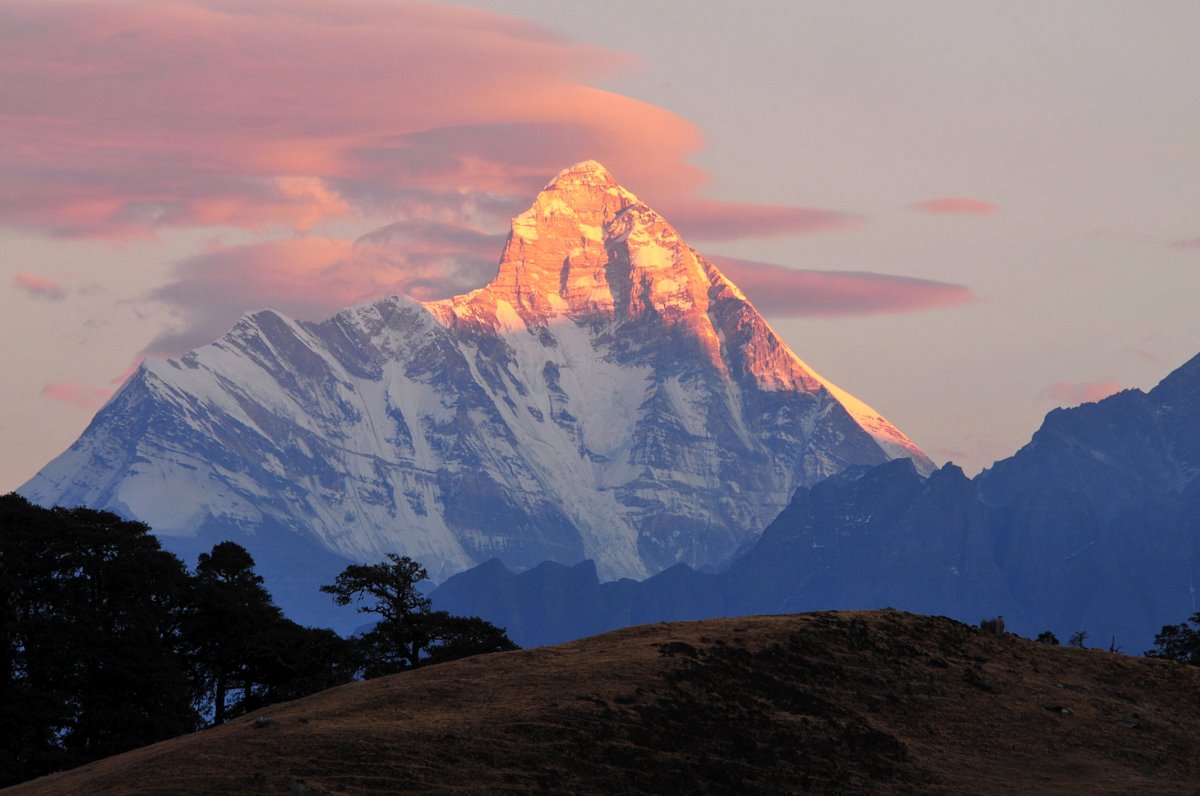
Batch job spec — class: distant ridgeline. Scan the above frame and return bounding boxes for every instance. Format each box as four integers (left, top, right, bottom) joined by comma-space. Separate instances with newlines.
432, 352, 1200, 652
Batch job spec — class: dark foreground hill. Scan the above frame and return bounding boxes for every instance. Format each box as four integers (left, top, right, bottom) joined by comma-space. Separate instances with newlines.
7, 611, 1200, 795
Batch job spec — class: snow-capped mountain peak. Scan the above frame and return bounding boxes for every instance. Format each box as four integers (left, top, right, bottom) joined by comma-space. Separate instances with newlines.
439, 160, 710, 328
22, 161, 932, 621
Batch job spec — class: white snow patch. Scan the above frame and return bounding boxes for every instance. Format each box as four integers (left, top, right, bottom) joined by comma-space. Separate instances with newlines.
511, 210, 538, 240
493, 299, 526, 334
578, 223, 603, 241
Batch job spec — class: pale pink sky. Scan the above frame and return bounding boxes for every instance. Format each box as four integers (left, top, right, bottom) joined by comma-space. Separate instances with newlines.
3, 0, 1199, 491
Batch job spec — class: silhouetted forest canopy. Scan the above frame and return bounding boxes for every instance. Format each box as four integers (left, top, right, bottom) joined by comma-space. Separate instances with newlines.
0, 493, 515, 788
9, 489, 1200, 790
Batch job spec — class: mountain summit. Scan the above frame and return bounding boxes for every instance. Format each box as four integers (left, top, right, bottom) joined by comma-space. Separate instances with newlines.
441, 159, 716, 327
22, 162, 931, 623
433, 161, 926, 463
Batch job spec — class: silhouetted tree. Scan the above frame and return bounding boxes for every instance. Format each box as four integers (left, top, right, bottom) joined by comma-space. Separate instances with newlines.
978, 616, 1005, 636
1, 498, 360, 788
1146, 613, 1200, 664
0, 494, 197, 786
423, 613, 519, 665
187, 541, 286, 724
1035, 630, 1060, 645
322, 554, 516, 675
237, 619, 356, 712
1068, 630, 1089, 648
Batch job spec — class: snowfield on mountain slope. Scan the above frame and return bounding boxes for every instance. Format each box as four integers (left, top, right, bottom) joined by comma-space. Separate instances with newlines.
21, 161, 933, 605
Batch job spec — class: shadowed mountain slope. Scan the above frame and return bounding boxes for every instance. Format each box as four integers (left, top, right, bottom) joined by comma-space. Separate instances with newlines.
433, 353, 1200, 651
7, 611, 1200, 795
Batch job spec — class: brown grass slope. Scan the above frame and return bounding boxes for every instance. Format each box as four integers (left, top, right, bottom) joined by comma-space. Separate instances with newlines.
7, 610, 1200, 795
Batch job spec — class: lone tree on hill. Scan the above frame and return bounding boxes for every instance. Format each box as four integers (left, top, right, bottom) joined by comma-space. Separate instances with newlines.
321, 554, 516, 676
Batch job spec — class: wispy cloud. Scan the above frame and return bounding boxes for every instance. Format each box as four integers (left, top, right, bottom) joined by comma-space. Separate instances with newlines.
146, 237, 355, 355
144, 220, 508, 356
1167, 237, 1200, 251
912, 197, 999, 216
41, 382, 112, 411
1040, 380, 1122, 406
707, 256, 976, 317
12, 272, 66, 301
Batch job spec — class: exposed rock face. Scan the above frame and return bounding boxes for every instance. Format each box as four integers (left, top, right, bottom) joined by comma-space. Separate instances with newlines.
21, 161, 930, 623
434, 353, 1200, 652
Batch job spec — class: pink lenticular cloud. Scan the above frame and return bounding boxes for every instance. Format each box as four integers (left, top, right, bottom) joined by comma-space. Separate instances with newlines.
912, 198, 999, 216
13, 272, 66, 301
351, 221, 506, 301
1040, 380, 1123, 406
42, 382, 113, 411
145, 232, 977, 358
146, 237, 356, 355
145, 223, 508, 356
0, 0, 856, 244
707, 256, 976, 317
0, 0, 664, 236
1168, 237, 1200, 251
